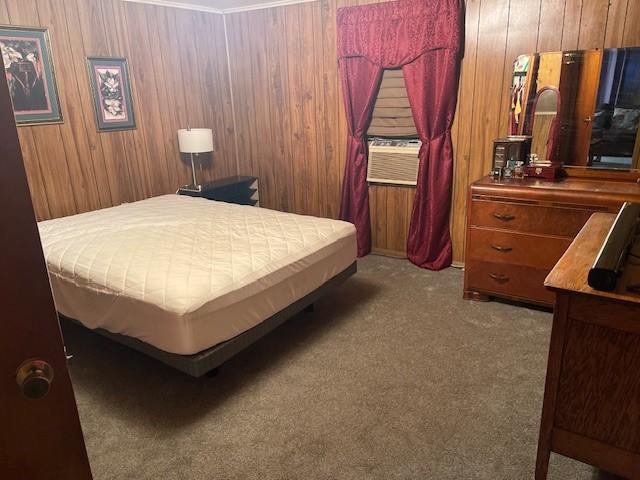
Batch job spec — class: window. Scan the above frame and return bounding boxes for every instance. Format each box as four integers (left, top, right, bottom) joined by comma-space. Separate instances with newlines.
368, 69, 418, 138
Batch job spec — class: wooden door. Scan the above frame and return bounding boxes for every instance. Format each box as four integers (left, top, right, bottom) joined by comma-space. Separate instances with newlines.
573, 50, 603, 166
557, 53, 581, 163
0, 66, 92, 477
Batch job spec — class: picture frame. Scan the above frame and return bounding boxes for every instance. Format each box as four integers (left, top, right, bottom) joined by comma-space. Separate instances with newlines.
86, 56, 136, 132
0, 25, 63, 125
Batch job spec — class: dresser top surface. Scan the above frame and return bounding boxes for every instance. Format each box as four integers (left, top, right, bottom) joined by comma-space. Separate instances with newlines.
545, 213, 640, 304
473, 175, 640, 198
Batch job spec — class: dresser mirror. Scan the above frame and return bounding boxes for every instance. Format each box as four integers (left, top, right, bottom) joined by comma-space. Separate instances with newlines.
510, 47, 640, 170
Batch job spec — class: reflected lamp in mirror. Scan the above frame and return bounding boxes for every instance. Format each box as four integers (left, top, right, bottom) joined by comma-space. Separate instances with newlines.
177, 128, 214, 193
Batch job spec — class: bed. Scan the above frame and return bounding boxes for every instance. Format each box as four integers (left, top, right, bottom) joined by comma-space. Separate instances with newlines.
38, 194, 357, 377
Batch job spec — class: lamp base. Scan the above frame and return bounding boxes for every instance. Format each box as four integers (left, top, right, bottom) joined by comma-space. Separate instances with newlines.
177, 184, 203, 194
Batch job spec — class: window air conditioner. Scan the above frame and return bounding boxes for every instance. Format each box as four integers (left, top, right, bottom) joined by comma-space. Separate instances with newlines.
367, 138, 421, 186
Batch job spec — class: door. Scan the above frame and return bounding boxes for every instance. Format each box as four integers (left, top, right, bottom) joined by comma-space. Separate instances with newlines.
573, 49, 603, 166
0, 66, 92, 477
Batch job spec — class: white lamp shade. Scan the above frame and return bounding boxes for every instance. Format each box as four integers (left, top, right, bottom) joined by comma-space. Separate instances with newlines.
177, 128, 214, 153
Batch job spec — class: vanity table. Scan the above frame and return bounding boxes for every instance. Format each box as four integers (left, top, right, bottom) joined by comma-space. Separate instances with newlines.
463, 172, 640, 306
464, 44, 640, 307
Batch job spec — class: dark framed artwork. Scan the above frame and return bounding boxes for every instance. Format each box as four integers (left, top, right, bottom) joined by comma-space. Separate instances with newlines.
0, 25, 62, 125
86, 57, 136, 131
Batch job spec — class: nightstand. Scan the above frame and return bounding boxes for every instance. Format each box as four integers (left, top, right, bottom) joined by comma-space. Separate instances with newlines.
178, 176, 259, 206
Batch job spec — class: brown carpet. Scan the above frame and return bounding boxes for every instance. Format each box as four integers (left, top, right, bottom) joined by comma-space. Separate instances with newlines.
64, 255, 616, 480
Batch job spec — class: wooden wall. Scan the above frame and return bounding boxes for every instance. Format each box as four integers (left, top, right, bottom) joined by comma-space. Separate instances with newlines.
1, 0, 237, 221
226, 0, 640, 264
226, 0, 413, 257
7, 0, 640, 264
451, 0, 640, 264
225, 1, 342, 220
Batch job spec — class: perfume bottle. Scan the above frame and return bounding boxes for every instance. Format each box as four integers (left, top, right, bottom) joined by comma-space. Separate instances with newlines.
514, 161, 525, 179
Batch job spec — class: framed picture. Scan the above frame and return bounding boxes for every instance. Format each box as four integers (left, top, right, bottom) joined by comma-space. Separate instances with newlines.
0, 25, 62, 125
86, 57, 136, 131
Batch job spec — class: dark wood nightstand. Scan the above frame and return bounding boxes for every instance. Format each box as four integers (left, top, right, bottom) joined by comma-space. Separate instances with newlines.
178, 176, 259, 206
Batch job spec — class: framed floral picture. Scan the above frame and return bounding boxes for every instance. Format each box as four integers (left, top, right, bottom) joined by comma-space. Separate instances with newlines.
86, 57, 136, 131
0, 25, 63, 125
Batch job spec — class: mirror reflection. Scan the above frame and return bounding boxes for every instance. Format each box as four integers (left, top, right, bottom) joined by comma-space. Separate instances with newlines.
510, 47, 640, 170
590, 48, 640, 168
529, 87, 560, 162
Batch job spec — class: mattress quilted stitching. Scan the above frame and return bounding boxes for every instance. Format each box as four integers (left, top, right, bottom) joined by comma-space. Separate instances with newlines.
38, 195, 355, 315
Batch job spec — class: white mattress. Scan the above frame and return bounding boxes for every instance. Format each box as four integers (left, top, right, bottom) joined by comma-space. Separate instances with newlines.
38, 195, 356, 355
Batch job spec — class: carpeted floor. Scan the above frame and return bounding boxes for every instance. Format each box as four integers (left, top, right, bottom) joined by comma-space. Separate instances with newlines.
64, 255, 617, 480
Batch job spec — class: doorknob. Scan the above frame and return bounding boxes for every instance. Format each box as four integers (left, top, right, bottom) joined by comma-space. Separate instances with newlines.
16, 359, 54, 400
583, 116, 593, 124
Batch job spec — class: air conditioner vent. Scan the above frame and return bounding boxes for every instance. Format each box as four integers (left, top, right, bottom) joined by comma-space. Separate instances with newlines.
367, 139, 421, 186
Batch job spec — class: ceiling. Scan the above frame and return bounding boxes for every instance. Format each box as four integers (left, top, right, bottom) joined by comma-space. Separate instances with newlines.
186, 0, 283, 8
125, 0, 315, 13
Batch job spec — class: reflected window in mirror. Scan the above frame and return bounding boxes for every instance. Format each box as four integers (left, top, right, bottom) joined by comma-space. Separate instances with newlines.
589, 48, 640, 169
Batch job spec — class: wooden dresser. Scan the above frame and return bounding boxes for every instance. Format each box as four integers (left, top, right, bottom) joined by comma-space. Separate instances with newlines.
463, 174, 640, 307
536, 213, 640, 479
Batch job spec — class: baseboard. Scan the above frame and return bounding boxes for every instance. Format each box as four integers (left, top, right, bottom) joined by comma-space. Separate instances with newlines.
371, 248, 407, 259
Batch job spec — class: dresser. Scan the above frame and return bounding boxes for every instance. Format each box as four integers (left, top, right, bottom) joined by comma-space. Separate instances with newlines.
463, 174, 640, 307
536, 213, 640, 479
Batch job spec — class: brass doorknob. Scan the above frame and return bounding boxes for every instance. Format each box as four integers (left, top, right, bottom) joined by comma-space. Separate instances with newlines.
16, 359, 54, 400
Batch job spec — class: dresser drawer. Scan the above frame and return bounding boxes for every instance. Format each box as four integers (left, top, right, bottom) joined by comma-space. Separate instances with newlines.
465, 259, 554, 305
466, 227, 572, 269
469, 200, 596, 237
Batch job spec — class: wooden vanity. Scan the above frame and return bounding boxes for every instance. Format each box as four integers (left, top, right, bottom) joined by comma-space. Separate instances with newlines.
468, 44, 640, 307
463, 172, 640, 307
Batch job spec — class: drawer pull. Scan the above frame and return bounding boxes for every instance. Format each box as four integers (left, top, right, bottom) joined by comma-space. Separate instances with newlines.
489, 273, 510, 284
493, 212, 515, 221
490, 244, 513, 253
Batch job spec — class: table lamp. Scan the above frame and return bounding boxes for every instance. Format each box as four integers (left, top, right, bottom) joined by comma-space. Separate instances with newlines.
177, 127, 214, 193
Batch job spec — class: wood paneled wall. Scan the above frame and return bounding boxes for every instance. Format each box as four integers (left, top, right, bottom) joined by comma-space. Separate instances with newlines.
226, 0, 416, 257
226, 1, 343, 220
1, 0, 237, 221
451, 0, 640, 264
8, 0, 640, 264
226, 0, 640, 264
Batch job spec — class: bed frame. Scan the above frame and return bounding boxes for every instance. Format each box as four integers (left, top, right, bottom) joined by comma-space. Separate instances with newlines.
62, 262, 357, 377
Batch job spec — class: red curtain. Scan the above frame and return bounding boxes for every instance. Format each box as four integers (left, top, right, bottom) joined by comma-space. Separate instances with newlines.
337, 0, 463, 269
338, 59, 383, 256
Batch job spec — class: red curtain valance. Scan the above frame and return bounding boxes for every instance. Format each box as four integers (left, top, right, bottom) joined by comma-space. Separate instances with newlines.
337, 0, 462, 67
